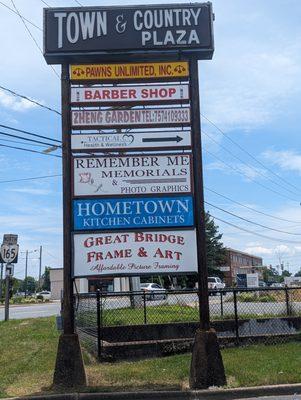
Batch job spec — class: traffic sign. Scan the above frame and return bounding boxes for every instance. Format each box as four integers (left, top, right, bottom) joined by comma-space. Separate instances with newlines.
73, 230, 198, 277
73, 195, 194, 230
71, 131, 191, 152
70, 62, 189, 81
71, 107, 190, 129
70, 84, 189, 106
0, 244, 19, 264
73, 153, 192, 197
2, 234, 18, 246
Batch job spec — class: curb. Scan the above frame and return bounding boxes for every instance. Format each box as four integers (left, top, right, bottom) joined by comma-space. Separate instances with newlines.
4, 383, 301, 400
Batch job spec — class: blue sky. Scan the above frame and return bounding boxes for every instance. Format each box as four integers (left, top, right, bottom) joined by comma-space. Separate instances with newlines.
0, 0, 301, 279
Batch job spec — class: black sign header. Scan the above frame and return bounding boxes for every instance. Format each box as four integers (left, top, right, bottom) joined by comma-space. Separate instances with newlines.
43, 3, 214, 64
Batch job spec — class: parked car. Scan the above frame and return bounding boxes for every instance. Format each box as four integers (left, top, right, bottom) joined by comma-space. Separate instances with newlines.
258, 281, 267, 288
140, 283, 167, 300
270, 282, 284, 288
208, 277, 226, 295
36, 291, 51, 300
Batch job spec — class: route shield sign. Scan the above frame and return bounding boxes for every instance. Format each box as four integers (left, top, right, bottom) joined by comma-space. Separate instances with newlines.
0, 244, 19, 264
73, 153, 192, 197
73, 195, 194, 230
71, 131, 191, 152
73, 230, 198, 277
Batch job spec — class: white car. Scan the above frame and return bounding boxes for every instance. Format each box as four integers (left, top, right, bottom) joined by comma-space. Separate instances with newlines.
140, 283, 167, 300
208, 277, 226, 294
36, 291, 51, 300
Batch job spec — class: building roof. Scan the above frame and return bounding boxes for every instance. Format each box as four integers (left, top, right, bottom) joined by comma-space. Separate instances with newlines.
226, 247, 263, 261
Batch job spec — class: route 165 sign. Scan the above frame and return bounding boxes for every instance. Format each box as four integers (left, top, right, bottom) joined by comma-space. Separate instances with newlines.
0, 244, 19, 264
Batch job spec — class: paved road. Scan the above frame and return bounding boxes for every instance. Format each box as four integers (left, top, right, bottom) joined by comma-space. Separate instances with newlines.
0, 302, 61, 320
237, 397, 301, 400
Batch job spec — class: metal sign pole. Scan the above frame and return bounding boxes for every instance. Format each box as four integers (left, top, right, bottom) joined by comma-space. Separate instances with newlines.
189, 58, 226, 388
53, 64, 86, 387
4, 264, 10, 321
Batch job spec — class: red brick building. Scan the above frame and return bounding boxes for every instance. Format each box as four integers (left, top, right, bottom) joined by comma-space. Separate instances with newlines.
220, 248, 263, 286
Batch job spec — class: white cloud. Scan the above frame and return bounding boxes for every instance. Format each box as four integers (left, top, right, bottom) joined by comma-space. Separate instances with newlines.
263, 150, 301, 175
206, 160, 266, 181
0, 90, 38, 112
244, 246, 273, 255
7, 188, 52, 196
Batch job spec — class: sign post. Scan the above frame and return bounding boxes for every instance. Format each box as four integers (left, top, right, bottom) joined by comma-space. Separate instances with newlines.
0, 234, 19, 322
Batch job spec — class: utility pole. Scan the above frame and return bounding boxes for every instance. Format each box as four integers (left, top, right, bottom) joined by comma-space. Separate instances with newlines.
24, 250, 28, 298
39, 245, 42, 288
4, 264, 11, 321
0, 263, 3, 300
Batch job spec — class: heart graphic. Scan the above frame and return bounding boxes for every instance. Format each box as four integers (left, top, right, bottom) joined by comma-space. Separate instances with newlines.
122, 134, 134, 145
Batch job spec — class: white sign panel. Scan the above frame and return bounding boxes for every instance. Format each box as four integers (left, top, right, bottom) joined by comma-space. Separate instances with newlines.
73, 153, 192, 197
71, 107, 190, 129
247, 273, 259, 288
71, 131, 191, 152
70, 84, 189, 106
73, 230, 197, 277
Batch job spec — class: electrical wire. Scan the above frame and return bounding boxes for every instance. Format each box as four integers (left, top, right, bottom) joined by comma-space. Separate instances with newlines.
205, 201, 301, 236
204, 148, 300, 203
205, 186, 301, 224
74, 0, 84, 6
202, 113, 301, 194
211, 215, 301, 244
0, 124, 61, 143
0, 138, 49, 147
0, 130, 61, 148
0, 143, 61, 158
0, 0, 42, 31
0, 174, 62, 184
10, 0, 60, 79
0, 86, 61, 115
202, 130, 300, 198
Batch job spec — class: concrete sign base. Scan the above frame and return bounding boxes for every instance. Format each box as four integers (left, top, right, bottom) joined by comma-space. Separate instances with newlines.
189, 328, 226, 389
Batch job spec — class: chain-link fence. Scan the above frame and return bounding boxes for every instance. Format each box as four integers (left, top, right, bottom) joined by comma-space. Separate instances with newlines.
75, 287, 301, 359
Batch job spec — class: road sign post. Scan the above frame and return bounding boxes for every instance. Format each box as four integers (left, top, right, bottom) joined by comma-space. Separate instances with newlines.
53, 64, 86, 387
188, 59, 226, 388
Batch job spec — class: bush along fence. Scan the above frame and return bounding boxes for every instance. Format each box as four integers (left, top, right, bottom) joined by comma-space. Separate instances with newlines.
74, 287, 301, 360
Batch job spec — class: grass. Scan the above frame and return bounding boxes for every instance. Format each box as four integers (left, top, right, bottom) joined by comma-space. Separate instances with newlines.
1, 317, 301, 398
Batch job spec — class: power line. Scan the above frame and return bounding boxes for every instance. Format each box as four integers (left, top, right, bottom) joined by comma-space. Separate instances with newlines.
0, 124, 61, 143
202, 113, 301, 194
211, 215, 301, 244
0, 174, 62, 184
40, 0, 51, 6
0, 130, 61, 148
0, 143, 61, 158
0, 86, 61, 115
202, 130, 300, 197
0, 1, 42, 31
0, 138, 49, 147
206, 201, 301, 236
205, 186, 301, 224
204, 148, 300, 203
10, 0, 60, 80
74, 0, 84, 6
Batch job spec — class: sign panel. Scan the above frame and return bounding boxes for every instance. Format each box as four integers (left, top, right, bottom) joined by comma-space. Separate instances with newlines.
71, 107, 190, 129
0, 244, 19, 264
73, 230, 198, 277
44, 4, 214, 64
73, 153, 192, 197
73, 195, 194, 230
71, 131, 191, 152
70, 62, 188, 81
70, 84, 189, 106
2, 234, 18, 246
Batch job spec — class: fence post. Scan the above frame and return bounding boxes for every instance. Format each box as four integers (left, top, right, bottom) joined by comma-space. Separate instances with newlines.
233, 289, 239, 345
220, 290, 224, 318
143, 291, 147, 324
285, 286, 291, 316
96, 289, 101, 361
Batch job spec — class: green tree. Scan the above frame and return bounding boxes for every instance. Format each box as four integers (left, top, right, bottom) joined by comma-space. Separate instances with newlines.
295, 270, 301, 277
262, 266, 280, 283
42, 267, 51, 291
19, 276, 37, 294
205, 212, 227, 277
